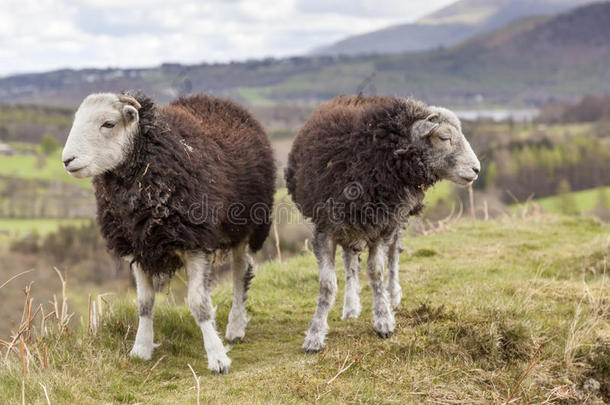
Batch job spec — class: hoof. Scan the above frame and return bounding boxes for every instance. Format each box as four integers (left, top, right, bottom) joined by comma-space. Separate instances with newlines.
225, 323, 247, 344
226, 337, 243, 345
373, 316, 395, 339
207, 352, 232, 375
129, 343, 157, 361
303, 334, 326, 354
211, 365, 230, 375
376, 330, 393, 339
303, 346, 324, 354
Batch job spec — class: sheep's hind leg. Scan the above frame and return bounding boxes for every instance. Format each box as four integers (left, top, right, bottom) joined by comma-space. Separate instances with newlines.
226, 242, 253, 343
386, 229, 403, 309
341, 247, 362, 319
185, 252, 231, 374
130, 262, 159, 360
367, 242, 395, 338
303, 229, 337, 353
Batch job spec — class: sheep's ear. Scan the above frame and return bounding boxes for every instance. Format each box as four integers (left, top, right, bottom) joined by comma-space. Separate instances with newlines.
122, 105, 139, 124
412, 119, 439, 139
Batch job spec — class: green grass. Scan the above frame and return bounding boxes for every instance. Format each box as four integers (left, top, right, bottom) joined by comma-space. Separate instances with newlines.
510, 186, 610, 215
0, 149, 91, 189
235, 87, 275, 105
0, 218, 91, 236
422, 180, 453, 207
536, 186, 610, 214
1, 215, 609, 403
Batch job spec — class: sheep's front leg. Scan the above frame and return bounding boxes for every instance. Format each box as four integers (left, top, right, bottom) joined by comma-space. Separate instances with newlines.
303, 229, 337, 353
367, 242, 395, 338
226, 242, 253, 343
185, 252, 231, 374
386, 229, 403, 309
130, 262, 159, 360
341, 247, 362, 319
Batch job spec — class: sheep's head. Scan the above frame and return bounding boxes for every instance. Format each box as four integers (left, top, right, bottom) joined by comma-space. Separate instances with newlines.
62, 93, 141, 178
410, 106, 480, 186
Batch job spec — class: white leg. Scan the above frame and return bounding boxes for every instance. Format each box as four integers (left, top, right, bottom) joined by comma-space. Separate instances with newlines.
130, 262, 159, 360
386, 230, 403, 309
341, 247, 362, 319
226, 242, 253, 343
367, 242, 395, 338
303, 229, 337, 353
185, 252, 231, 374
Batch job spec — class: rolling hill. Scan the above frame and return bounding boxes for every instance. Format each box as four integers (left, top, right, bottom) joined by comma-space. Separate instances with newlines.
312, 0, 595, 56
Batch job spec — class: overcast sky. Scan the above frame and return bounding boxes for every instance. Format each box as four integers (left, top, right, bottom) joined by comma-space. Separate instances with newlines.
0, 0, 455, 76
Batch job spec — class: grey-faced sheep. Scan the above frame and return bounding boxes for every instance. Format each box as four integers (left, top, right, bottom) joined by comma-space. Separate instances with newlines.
285, 95, 480, 353
62, 92, 276, 373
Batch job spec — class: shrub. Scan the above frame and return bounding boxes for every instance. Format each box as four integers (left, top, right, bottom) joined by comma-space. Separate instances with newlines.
40, 134, 59, 155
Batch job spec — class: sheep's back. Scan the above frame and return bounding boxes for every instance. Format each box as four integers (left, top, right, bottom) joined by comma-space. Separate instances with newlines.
164, 95, 276, 249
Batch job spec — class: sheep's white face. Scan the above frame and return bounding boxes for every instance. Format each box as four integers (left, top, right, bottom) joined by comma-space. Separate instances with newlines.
412, 106, 480, 186
62, 93, 139, 178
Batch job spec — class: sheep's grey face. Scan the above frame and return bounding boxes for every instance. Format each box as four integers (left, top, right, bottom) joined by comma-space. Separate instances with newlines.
62, 93, 139, 178
412, 106, 480, 186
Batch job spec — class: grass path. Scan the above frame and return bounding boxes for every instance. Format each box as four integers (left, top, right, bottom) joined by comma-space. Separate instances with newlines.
1, 215, 608, 403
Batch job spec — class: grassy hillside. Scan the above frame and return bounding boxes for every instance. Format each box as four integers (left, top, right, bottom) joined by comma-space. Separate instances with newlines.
536, 186, 610, 214
510, 186, 610, 216
0, 218, 91, 236
1, 215, 608, 403
0, 147, 90, 189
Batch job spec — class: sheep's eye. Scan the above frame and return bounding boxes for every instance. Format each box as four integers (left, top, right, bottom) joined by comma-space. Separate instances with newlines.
439, 136, 451, 142
101, 122, 115, 129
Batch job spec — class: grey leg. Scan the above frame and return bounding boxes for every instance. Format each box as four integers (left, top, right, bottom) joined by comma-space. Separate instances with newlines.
341, 247, 362, 319
129, 262, 159, 360
185, 252, 231, 374
226, 242, 253, 343
386, 230, 403, 309
303, 229, 337, 353
367, 242, 395, 338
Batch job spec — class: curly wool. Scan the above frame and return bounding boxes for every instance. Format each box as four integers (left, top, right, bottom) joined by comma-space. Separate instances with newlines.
285, 95, 438, 248
94, 93, 276, 276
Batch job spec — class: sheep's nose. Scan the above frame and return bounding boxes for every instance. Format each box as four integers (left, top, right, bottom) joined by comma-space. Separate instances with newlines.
472, 166, 480, 175
63, 156, 76, 167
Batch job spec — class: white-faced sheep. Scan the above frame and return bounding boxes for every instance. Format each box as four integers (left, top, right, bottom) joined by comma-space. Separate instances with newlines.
62, 92, 276, 373
285, 95, 480, 353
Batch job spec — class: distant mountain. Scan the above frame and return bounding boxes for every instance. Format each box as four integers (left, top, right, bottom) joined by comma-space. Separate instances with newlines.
269, 1, 610, 106
1, 2, 609, 108
312, 0, 595, 56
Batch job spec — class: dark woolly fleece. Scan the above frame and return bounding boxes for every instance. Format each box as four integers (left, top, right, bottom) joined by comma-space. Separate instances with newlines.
285, 95, 439, 249
94, 93, 276, 276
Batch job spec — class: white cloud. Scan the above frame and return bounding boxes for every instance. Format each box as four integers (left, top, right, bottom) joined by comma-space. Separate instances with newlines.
0, 0, 455, 75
